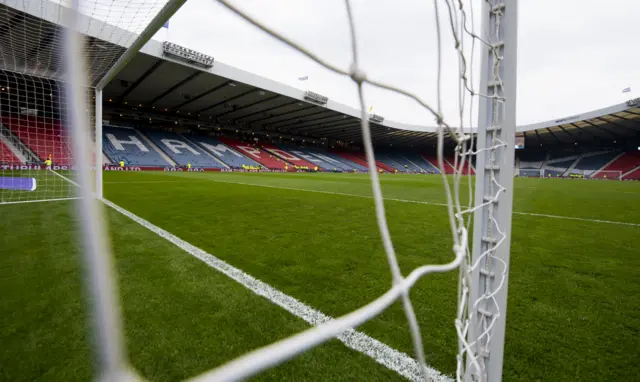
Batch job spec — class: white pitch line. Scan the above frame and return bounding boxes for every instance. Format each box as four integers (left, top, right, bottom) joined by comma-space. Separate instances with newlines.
113, 177, 640, 228
49, 169, 81, 188
0, 196, 82, 205
101, 198, 450, 382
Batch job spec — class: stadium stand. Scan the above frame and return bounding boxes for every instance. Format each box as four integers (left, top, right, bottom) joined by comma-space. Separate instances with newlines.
385, 154, 420, 172
192, 136, 262, 169
1, 115, 71, 165
102, 126, 172, 167
0, 140, 22, 164
623, 167, 640, 180
421, 153, 454, 174
218, 137, 288, 170
332, 150, 388, 172
517, 151, 546, 169
353, 152, 395, 173
284, 147, 336, 170
260, 143, 320, 169
572, 151, 620, 175
408, 154, 440, 173
593, 151, 640, 179
543, 153, 577, 177
143, 130, 226, 168
303, 148, 367, 171
445, 154, 475, 175
376, 153, 410, 172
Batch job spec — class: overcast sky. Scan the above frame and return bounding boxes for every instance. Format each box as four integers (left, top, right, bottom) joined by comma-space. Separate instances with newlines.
148, 0, 639, 127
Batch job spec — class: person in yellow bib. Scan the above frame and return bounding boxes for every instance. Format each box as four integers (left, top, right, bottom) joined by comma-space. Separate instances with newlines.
119, 160, 125, 168
187, 163, 192, 170
44, 158, 52, 169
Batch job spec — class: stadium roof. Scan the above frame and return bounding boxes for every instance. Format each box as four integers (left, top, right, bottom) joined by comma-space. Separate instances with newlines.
517, 99, 640, 148
1, 0, 639, 149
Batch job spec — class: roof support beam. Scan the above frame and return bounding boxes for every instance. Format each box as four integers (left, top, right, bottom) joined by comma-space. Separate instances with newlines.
216, 94, 280, 117
198, 89, 258, 113
121, 60, 164, 99
595, 117, 637, 134
149, 71, 202, 104
606, 114, 640, 132
568, 122, 608, 140
545, 128, 563, 143
581, 119, 623, 139
268, 112, 343, 129
557, 125, 581, 142
174, 80, 231, 110
259, 109, 327, 126
237, 101, 301, 121
291, 118, 359, 132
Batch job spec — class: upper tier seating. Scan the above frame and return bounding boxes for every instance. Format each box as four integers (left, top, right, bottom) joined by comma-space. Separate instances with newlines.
102, 126, 171, 167
218, 138, 288, 169
2, 115, 72, 165
144, 130, 226, 168
192, 136, 261, 169
0, 140, 22, 164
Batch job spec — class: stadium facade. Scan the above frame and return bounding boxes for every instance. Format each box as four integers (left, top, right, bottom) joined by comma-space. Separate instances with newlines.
0, 1, 639, 179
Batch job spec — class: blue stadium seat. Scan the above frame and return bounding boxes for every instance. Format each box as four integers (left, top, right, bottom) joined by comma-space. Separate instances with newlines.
102, 126, 170, 166
281, 147, 352, 171
193, 136, 262, 168
407, 154, 440, 173
143, 131, 226, 168
308, 149, 368, 171
574, 151, 619, 171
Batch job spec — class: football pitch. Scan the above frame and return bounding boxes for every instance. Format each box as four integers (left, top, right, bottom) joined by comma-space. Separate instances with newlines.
1, 171, 639, 381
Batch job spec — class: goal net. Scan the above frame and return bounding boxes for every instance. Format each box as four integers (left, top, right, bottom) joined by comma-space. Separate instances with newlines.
0, 0, 169, 204
0, 0, 518, 381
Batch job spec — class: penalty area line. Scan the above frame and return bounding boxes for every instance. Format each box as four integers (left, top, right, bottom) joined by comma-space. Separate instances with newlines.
101, 197, 451, 382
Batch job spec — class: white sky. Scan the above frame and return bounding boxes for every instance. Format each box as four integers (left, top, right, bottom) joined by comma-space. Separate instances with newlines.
150, 0, 639, 127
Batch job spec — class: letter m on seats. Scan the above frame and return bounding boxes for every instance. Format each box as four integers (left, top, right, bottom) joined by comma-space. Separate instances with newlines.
106, 133, 149, 152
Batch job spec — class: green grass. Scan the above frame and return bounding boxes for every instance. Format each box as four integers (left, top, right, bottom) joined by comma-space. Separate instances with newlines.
1, 171, 639, 381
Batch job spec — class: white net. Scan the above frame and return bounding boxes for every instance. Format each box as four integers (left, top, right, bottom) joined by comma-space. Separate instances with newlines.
0, 0, 169, 204
184, 0, 517, 381
1, 0, 518, 380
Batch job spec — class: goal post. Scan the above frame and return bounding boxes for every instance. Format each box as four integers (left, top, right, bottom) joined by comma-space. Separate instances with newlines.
94, 0, 187, 198
466, 0, 518, 380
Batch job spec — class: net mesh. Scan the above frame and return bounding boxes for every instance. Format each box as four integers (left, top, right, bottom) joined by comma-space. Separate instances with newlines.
186, 0, 515, 381
0, 0, 167, 203
1, 0, 516, 380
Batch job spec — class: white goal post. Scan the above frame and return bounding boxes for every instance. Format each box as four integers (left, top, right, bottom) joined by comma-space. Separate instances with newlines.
1, 0, 518, 381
